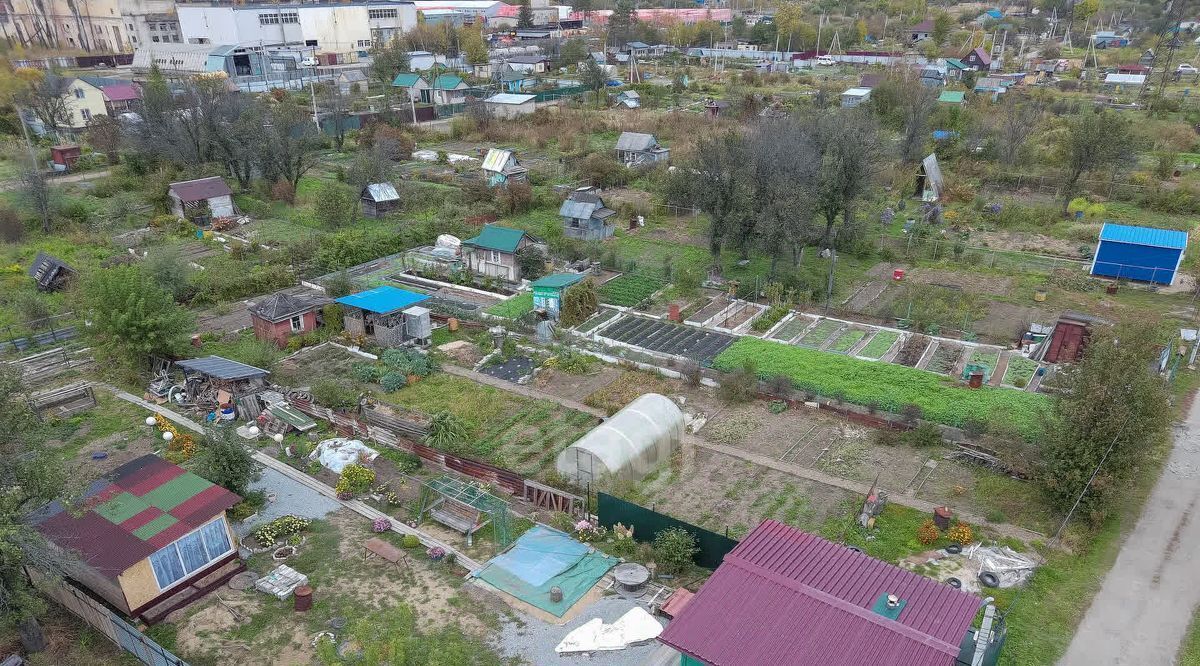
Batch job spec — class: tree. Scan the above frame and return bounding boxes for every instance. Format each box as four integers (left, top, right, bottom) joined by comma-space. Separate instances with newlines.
1041, 322, 1172, 523
315, 181, 359, 229
16, 71, 70, 139
1056, 110, 1136, 213
608, 0, 636, 47
85, 115, 121, 165
560, 279, 599, 327
321, 82, 350, 151
812, 110, 881, 249
900, 84, 938, 163
580, 57, 608, 107
370, 36, 411, 89
574, 0, 593, 21
676, 130, 754, 260
193, 429, 260, 496
559, 37, 589, 68
0, 365, 72, 653
143, 245, 193, 302
517, 0, 535, 28
459, 26, 488, 65
79, 265, 194, 370
652, 527, 699, 574
994, 98, 1042, 165
747, 117, 819, 272
515, 245, 546, 280
258, 97, 321, 189
206, 91, 262, 189
932, 12, 954, 44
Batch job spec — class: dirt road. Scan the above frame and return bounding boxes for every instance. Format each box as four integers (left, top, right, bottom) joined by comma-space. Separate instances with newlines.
1059, 399, 1200, 665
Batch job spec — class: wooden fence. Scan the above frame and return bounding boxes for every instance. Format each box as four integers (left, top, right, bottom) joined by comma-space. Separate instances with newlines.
30, 570, 189, 666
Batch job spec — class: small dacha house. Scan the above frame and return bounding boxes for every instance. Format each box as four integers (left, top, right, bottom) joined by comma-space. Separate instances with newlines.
531, 273, 584, 318
168, 176, 236, 222
335, 286, 433, 347
463, 224, 544, 282
28, 251, 76, 292
360, 182, 401, 218
482, 149, 529, 186
615, 132, 669, 167
29, 455, 242, 624
249, 291, 327, 348
559, 187, 617, 241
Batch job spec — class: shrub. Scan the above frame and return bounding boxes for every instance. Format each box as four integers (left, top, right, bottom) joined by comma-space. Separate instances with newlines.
916, 519, 940, 545
372, 517, 392, 533
352, 362, 382, 383
252, 514, 311, 545
270, 180, 295, 204
380, 371, 408, 392
902, 423, 945, 448
401, 534, 421, 548
335, 464, 376, 495
426, 410, 469, 451
311, 379, 359, 410
947, 523, 973, 545
718, 364, 757, 403
652, 527, 699, 574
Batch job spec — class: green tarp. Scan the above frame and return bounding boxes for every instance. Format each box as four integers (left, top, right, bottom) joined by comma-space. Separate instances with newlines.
475, 525, 617, 617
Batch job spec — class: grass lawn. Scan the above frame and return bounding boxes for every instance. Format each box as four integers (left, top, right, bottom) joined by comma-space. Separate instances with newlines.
1179, 612, 1200, 666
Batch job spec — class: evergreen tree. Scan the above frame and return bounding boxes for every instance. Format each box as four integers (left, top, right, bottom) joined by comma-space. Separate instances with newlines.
518, 0, 534, 28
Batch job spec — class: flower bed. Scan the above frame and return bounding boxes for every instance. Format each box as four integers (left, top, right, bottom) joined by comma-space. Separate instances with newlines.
797, 320, 840, 347
712, 338, 1049, 439
858, 330, 900, 359
599, 274, 665, 307
828, 329, 866, 354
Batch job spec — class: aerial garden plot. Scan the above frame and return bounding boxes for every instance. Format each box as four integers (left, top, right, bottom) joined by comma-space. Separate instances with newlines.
857, 330, 901, 359
596, 314, 736, 363
796, 319, 843, 348
769, 314, 817, 342
598, 273, 665, 307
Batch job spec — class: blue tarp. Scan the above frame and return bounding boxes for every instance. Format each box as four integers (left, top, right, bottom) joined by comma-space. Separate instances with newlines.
475, 525, 618, 616
334, 285, 430, 314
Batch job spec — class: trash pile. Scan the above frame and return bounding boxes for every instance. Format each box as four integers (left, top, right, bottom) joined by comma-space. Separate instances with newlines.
965, 544, 1038, 588
310, 438, 379, 473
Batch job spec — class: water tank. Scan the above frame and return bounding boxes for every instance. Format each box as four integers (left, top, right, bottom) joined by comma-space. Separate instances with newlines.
403, 306, 432, 344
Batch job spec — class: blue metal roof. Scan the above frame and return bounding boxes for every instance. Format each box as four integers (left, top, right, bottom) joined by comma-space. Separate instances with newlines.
1099, 223, 1188, 250
335, 286, 430, 314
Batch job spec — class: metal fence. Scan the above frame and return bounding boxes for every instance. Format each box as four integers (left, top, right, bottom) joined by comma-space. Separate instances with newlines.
876, 235, 1089, 275
597, 492, 738, 569
0, 313, 79, 354
31, 570, 189, 666
988, 172, 1148, 199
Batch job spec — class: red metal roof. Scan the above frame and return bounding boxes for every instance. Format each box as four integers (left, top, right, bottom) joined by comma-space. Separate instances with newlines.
30, 455, 240, 577
101, 83, 141, 102
169, 176, 233, 202
658, 521, 981, 666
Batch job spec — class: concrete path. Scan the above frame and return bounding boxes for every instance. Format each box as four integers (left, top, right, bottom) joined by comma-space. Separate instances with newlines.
443, 364, 607, 417
1060, 399, 1200, 665
694, 440, 1044, 545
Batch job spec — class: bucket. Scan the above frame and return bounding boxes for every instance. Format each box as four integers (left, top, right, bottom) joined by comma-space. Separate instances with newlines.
448, 317, 459, 332
1106, 283, 1118, 295
668, 303, 681, 322
1033, 290, 1047, 302
892, 269, 905, 281
968, 371, 984, 388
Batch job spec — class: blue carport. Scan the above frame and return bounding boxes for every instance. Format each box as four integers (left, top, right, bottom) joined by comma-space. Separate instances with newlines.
1090, 222, 1188, 286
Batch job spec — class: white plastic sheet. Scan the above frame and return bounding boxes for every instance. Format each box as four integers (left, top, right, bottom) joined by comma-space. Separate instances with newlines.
554, 607, 663, 654
310, 438, 378, 474
966, 543, 1037, 588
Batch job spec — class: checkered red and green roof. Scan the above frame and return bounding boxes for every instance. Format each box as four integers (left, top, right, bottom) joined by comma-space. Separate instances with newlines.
31, 455, 241, 577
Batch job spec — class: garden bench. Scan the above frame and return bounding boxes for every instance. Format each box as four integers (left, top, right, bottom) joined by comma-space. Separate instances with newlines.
363, 537, 410, 571
429, 500, 489, 547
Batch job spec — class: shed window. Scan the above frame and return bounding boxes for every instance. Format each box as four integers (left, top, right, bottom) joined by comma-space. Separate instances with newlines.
147, 517, 234, 590
489, 250, 501, 263
290, 315, 303, 332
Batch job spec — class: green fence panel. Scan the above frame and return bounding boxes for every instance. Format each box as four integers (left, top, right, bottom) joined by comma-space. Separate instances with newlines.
597, 492, 738, 569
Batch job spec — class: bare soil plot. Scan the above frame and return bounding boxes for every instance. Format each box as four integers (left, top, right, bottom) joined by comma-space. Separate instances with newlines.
686, 296, 731, 324
925, 342, 964, 375
908, 268, 1014, 297
275, 343, 365, 387
713, 302, 763, 329
598, 315, 734, 362
533, 366, 624, 403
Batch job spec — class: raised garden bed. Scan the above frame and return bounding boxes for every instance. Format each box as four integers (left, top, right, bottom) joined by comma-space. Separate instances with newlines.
797, 320, 841, 348
770, 316, 814, 341
968, 348, 1000, 370
686, 296, 730, 324
599, 274, 665, 307
858, 330, 900, 359
715, 303, 762, 330
486, 293, 533, 319
828, 329, 867, 354
926, 343, 962, 375
480, 355, 537, 383
1002, 355, 1040, 387
574, 308, 620, 333
599, 315, 735, 363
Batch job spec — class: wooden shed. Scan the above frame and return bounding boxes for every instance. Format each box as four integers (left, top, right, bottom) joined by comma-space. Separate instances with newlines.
360, 183, 401, 218
167, 177, 236, 223
29, 455, 243, 623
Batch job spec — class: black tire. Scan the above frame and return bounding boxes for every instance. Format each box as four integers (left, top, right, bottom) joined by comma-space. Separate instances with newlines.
946, 544, 962, 555
946, 577, 962, 589
847, 546, 864, 554
978, 571, 1000, 588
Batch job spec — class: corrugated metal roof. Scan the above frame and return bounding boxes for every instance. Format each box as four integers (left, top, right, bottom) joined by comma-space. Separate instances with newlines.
843, 87, 872, 97
464, 224, 526, 252
938, 90, 965, 103
532, 273, 584, 289
30, 455, 240, 577
334, 285, 430, 314
616, 131, 657, 152
392, 72, 425, 87
169, 176, 232, 202
431, 74, 465, 89
483, 148, 515, 172
176, 355, 270, 380
1099, 222, 1188, 249
364, 182, 400, 202
485, 93, 536, 105
249, 292, 321, 322
1104, 72, 1146, 85
658, 521, 981, 666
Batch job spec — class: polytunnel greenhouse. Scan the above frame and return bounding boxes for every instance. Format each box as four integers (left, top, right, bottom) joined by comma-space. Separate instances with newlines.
555, 393, 684, 484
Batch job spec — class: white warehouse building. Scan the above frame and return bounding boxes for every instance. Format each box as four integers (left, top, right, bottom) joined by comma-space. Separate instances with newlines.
177, 1, 418, 54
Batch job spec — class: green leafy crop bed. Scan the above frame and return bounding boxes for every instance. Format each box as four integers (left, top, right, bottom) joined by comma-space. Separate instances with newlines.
599, 274, 665, 307
713, 338, 1050, 439
858, 330, 900, 359
486, 292, 533, 319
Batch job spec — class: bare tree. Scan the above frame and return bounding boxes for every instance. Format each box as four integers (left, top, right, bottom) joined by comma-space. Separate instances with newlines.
258, 98, 321, 189
85, 115, 121, 165
899, 84, 937, 163
321, 82, 350, 151
1057, 110, 1137, 212
19, 75, 71, 139
21, 168, 51, 233
206, 92, 262, 189
994, 98, 1043, 165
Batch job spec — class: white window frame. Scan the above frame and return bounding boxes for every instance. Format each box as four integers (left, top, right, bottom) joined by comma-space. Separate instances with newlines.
369, 8, 398, 19
489, 250, 501, 263
147, 516, 235, 592
281, 11, 299, 24
80, 109, 91, 121
73, 88, 85, 99
290, 315, 303, 332
258, 12, 280, 25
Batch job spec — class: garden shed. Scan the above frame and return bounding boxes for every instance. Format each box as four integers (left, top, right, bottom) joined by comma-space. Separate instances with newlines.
482, 148, 528, 186
335, 285, 432, 348
556, 393, 683, 484
28, 251, 76, 291
532, 272, 584, 317
360, 182, 400, 218
559, 187, 617, 240
1090, 222, 1187, 285
167, 176, 235, 222
915, 153, 945, 202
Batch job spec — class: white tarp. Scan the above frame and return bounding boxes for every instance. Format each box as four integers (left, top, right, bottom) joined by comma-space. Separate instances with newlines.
966, 543, 1037, 588
554, 607, 662, 654
310, 438, 378, 473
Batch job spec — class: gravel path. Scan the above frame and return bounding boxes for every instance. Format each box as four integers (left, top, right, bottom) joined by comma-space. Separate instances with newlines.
494, 596, 667, 666
234, 466, 342, 537
1060, 398, 1200, 665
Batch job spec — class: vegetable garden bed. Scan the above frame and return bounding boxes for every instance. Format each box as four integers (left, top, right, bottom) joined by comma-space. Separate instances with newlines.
770, 315, 814, 341
574, 308, 619, 334
797, 320, 841, 348
858, 330, 900, 359
926, 343, 962, 375
1003, 355, 1040, 387
599, 315, 735, 362
599, 274, 665, 307
486, 292, 533, 319
969, 348, 1001, 370
828, 329, 867, 354
712, 338, 1050, 439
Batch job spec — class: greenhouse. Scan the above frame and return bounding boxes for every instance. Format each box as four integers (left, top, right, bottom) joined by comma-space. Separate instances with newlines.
556, 393, 683, 484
